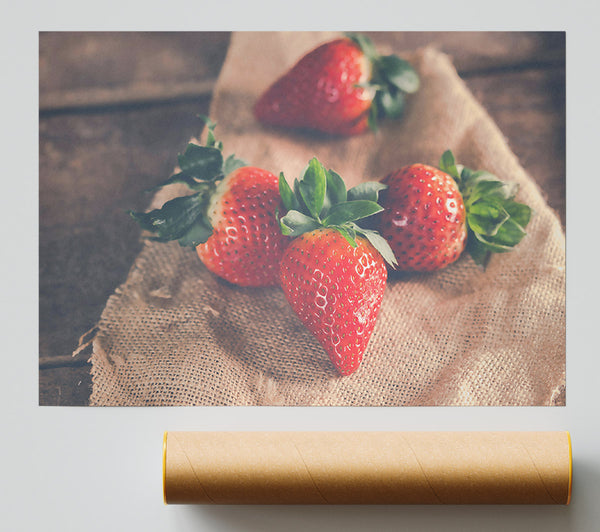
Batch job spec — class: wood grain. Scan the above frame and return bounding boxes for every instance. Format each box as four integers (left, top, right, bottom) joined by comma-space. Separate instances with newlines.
39, 101, 211, 364
40, 32, 230, 110
464, 67, 565, 227
39, 365, 92, 406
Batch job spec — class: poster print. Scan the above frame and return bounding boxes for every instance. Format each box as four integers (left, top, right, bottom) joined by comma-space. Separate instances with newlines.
39, 32, 565, 406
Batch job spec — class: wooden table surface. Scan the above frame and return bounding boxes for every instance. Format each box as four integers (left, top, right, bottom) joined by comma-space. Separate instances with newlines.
39, 32, 565, 405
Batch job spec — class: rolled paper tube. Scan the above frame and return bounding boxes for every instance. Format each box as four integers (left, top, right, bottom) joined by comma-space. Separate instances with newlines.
163, 431, 572, 505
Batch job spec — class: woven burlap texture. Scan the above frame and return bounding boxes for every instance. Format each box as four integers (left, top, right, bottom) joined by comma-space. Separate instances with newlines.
89, 32, 565, 406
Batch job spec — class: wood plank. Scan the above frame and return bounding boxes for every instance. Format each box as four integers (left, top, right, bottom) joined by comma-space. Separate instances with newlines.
464, 67, 566, 227
39, 365, 92, 406
367, 31, 565, 73
40, 32, 230, 111
40, 32, 564, 111
39, 99, 212, 371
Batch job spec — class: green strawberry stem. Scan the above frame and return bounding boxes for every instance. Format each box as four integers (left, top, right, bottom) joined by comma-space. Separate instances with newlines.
439, 150, 533, 266
129, 117, 246, 247
345, 33, 420, 131
279, 157, 398, 268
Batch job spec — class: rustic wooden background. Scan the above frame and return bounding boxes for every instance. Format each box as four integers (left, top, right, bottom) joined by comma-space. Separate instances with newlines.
39, 32, 565, 405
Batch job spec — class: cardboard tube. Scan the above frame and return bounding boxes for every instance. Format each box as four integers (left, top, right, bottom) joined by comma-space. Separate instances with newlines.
163, 431, 572, 505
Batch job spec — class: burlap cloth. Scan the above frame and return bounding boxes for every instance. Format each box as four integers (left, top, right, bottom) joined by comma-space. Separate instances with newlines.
89, 32, 565, 406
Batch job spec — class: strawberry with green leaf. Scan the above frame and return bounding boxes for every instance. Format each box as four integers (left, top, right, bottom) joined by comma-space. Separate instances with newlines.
130, 118, 288, 287
376, 150, 532, 271
278, 158, 396, 375
439, 150, 533, 266
254, 33, 419, 136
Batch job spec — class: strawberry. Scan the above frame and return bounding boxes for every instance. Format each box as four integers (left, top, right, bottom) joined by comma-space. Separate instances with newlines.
130, 118, 288, 287
378, 163, 467, 271
194, 165, 287, 286
254, 33, 419, 136
278, 158, 396, 375
377, 150, 533, 270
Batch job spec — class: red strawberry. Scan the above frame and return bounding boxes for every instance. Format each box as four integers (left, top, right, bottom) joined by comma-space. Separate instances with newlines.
195, 166, 287, 286
280, 228, 388, 375
377, 150, 532, 270
130, 118, 288, 287
378, 163, 467, 271
254, 33, 419, 136
278, 158, 396, 375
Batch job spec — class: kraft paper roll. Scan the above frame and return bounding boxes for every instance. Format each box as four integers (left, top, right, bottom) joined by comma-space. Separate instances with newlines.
163, 431, 572, 505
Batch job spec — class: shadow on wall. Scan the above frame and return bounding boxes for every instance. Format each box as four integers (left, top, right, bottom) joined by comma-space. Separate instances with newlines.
176, 502, 576, 532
